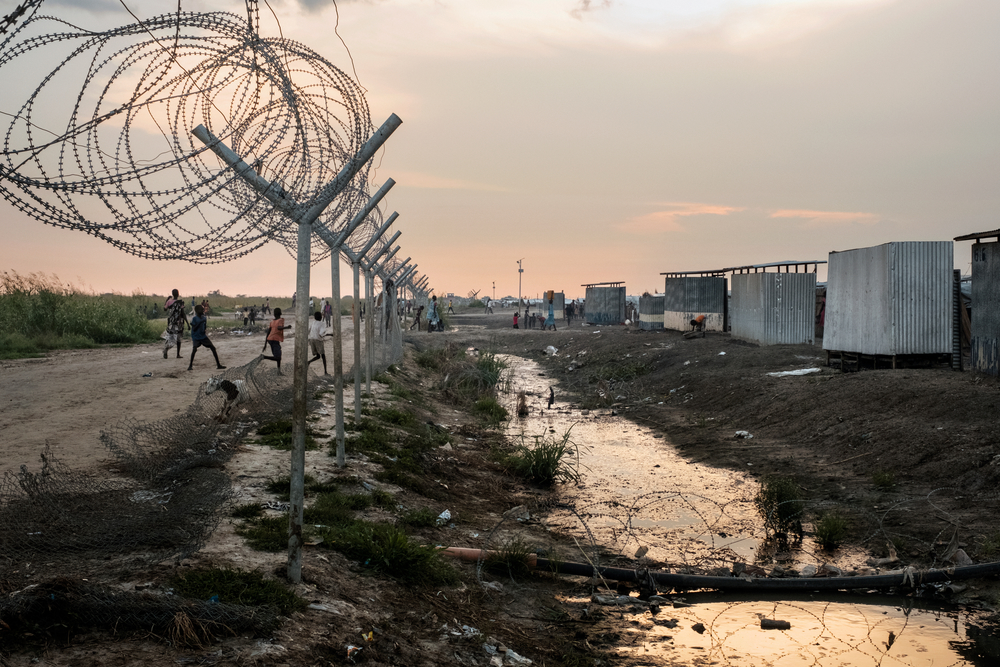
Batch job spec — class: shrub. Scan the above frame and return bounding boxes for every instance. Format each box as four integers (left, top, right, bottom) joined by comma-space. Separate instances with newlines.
814, 512, 849, 550
754, 476, 804, 536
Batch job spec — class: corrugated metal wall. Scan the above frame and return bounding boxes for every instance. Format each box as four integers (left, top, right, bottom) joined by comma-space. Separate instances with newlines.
663, 277, 727, 331
971, 241, 1000, 375
584, 286, 626, 324
731, 273, 815, 345
823, 241, 953, 356
639, 295, 665, 330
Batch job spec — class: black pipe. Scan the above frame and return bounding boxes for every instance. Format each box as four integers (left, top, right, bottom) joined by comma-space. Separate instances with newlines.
534, 558, 1000, 592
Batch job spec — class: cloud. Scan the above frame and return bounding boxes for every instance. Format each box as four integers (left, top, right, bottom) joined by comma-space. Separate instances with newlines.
770, 209, 881, 228
392, 170, 509, 192
619, 202, 744, 233
570, 0, 612, 20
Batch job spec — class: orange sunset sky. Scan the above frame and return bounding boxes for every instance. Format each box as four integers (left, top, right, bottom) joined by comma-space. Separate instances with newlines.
2, 0, 996, 300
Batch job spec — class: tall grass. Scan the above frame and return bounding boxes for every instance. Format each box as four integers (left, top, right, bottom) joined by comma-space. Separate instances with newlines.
0, 271, 160, 358
499, 427, 582, 486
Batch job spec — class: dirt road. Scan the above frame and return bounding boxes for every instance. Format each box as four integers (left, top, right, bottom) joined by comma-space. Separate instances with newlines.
0, 317, 356, 475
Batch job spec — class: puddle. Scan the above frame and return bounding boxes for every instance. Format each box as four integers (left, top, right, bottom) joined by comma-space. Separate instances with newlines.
502, 353, 999, 666
567, 592, 997, 666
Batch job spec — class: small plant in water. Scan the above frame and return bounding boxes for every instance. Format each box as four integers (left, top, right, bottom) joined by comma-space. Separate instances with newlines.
814, 511, 849, 550
754, 476, 804, 537
501, 427, 582, 486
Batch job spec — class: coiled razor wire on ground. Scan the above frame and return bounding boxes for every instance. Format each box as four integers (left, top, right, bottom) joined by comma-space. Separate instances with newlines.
476, 487, 1000, 590
0, 579, 280, 645
0, 356, 316, 572
0, 2, 378, 264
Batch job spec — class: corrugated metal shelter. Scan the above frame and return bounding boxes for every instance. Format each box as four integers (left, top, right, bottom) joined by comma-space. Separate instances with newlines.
823, 241, 955, 362
583, 282, 626, 324
956, 229, 1000, 375
661, 274, 728, 332
638, 295, 665, 330
731, 268, 818, 345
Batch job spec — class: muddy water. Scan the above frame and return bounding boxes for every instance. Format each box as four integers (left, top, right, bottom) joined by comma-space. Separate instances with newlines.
504, 353, 996, 666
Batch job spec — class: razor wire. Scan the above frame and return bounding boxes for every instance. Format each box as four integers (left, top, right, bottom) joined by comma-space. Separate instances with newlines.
0, 3, 376, 264
0, 356, 318, 572
475, 485, 1000, 593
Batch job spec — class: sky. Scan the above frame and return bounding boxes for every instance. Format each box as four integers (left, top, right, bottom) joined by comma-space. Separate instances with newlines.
1, 0, 997, 300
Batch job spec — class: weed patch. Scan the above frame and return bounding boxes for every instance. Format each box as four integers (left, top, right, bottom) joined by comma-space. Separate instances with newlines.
236, 516, 287, 552
499, 428, 582, 486
318, 520, 455, 585
473, 396, 509, 426
256, 420, 319, 451
171, 568, 305, 615
484, 537, 534, 579
814, 512, 849, 550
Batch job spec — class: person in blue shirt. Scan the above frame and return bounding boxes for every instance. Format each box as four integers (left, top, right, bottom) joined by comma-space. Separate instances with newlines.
188, 304, 226, 371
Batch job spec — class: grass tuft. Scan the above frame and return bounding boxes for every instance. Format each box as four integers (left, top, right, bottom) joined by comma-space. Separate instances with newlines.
473, 396, 509, 426
499, 428, 581, 486
170, 568, 305, 615
814, 511, 849, 550
484, 537, 534, 579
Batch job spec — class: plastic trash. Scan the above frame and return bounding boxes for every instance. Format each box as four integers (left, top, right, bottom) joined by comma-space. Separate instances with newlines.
767, 367, 821, 377
544, 345, 558, 355
436, 509, 451, 526
734, 431, 753, 439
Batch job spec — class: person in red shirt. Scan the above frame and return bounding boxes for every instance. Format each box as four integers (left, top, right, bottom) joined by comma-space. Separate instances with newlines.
689, 314, 706, 335
261, 308, 292, 373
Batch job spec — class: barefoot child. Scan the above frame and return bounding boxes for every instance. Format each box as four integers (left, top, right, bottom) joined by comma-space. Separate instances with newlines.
187, 304, 226, 371
307, 311, 333, 374
261, 308, 291, 373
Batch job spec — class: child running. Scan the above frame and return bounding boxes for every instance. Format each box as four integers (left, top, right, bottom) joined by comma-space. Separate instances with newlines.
261, 307, 291, 373
307, 311, 332, 375
188, 304, 226, 371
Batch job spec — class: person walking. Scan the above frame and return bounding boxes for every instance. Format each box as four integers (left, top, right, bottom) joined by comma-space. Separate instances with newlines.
447, 299, 455, 314
513, 311, 519, 329
544, 296, 557, 331
188, 304, 226, 370
163, 289, 188, 359
410, 304, 424, 330
307, 311, 332, 375
323, 300, 333, 327
261, 307, 291, 373
427, 296, 439, 332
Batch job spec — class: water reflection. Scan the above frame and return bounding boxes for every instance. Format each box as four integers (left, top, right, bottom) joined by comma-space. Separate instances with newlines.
504, 354, 997, 666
